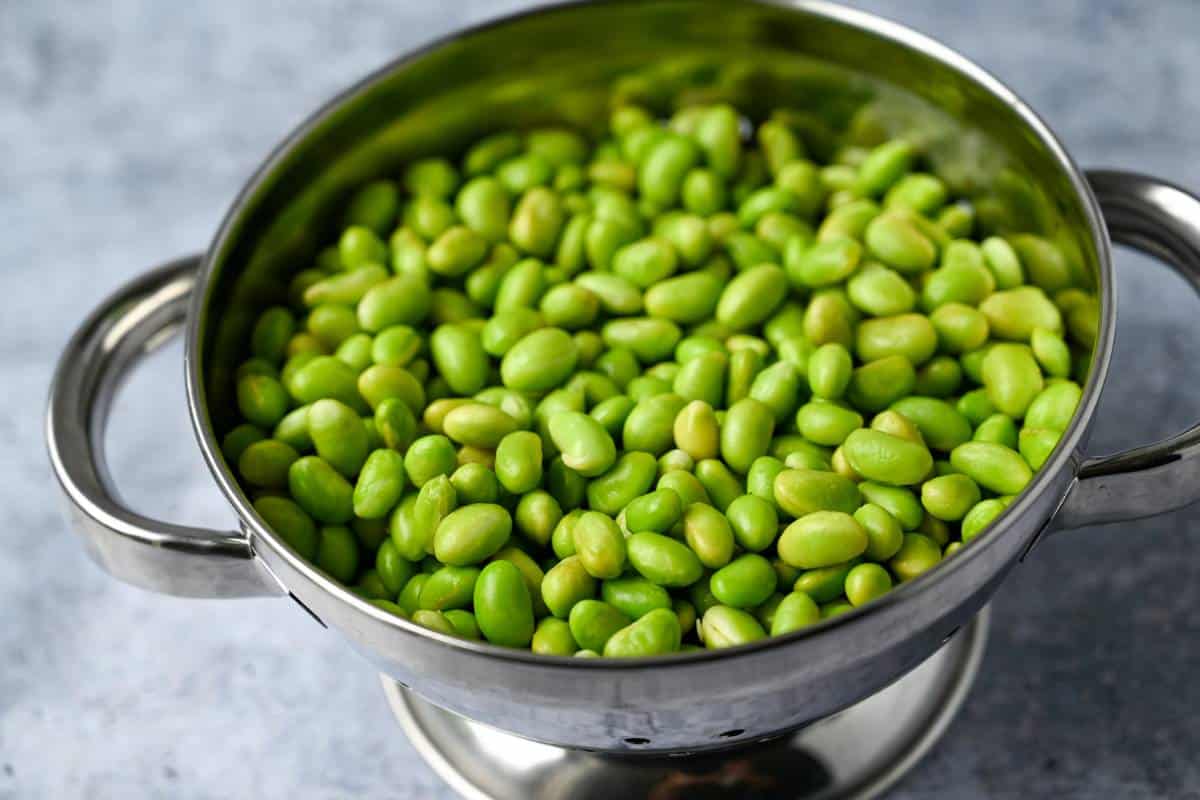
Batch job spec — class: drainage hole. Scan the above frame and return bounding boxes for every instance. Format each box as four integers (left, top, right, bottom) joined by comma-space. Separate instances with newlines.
624, 737, 651, 746
718, 728, 745, 739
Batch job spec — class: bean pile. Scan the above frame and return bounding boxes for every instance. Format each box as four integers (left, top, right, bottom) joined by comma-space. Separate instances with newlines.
224, 102, 1098, 657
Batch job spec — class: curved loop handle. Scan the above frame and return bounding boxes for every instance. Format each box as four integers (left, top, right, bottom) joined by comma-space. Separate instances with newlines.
46, 256, 281, 597
1055, 171, 1200, 529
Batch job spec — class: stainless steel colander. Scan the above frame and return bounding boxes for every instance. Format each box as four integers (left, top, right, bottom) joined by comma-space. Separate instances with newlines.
47, 0, 1200, 756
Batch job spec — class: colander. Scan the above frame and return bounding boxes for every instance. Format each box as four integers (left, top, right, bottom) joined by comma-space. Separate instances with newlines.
47, 0, 1200, 758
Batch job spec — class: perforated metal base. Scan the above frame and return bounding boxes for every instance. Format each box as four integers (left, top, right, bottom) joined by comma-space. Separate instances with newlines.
383, 608, 988, 800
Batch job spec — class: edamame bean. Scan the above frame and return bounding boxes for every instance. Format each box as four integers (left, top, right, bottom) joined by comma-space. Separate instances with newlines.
844, 563, 892, 606
889, 533, 942, 581
419, 565, 481, 611
541, 555, 596, 618
711, 554, 777, 608
237, 374, 290, 428
254, 496, 319, 560
982, 343, 1044, 418
717, 264, 789, 332
1025, 380, 1082, 432
808, 343, 853, 400
973, 413, 1018, 449
627, 532, 704, 587
603, 607, 682, 657
720, 398, 775, 474
865, 213, 936, 273
353, 449, 407, 519
694, 459, 743, 512
949, 441, 1033, 495
433, 503, 512, 566
288, 456, 354, 524
961, 498, 1010, 542
796, 401, 863, 447
682, 504, 735, 569
573, 511, 627, 579
979, 287, 1063, 341
568, 600, 631, 653
725, 494, 778, 552
920, 473, 981, 522
624, 489, 683, 534
501, 328, 579, 391
778, 511, 868, 568
856, 314, 938, 365
700, 605, 766, 649
847, 355, 916, 412
493, 430, 542, 494
601, 576, 672, 619
786, 237, 862, 288
238, 439, 299, 489
841, 428, 932, 486
771, 591, 821, 635
474, 560, 534, 647
773, 469, 861, 517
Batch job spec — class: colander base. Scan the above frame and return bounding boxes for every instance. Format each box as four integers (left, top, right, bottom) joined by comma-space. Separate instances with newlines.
381, 607, 989, 799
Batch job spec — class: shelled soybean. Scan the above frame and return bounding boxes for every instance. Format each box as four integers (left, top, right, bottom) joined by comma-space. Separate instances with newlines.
224, 101, 1097, 656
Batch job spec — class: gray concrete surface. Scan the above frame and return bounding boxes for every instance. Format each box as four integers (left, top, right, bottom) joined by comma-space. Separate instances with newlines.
3, 1, 1200, 797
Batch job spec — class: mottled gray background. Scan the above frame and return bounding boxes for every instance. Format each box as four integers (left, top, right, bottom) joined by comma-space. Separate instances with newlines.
4, 1, 1200, 798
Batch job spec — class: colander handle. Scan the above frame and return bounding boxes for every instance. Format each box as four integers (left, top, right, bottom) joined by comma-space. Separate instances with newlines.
46, 256, 283, 598
1055, 170, 1200, 529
